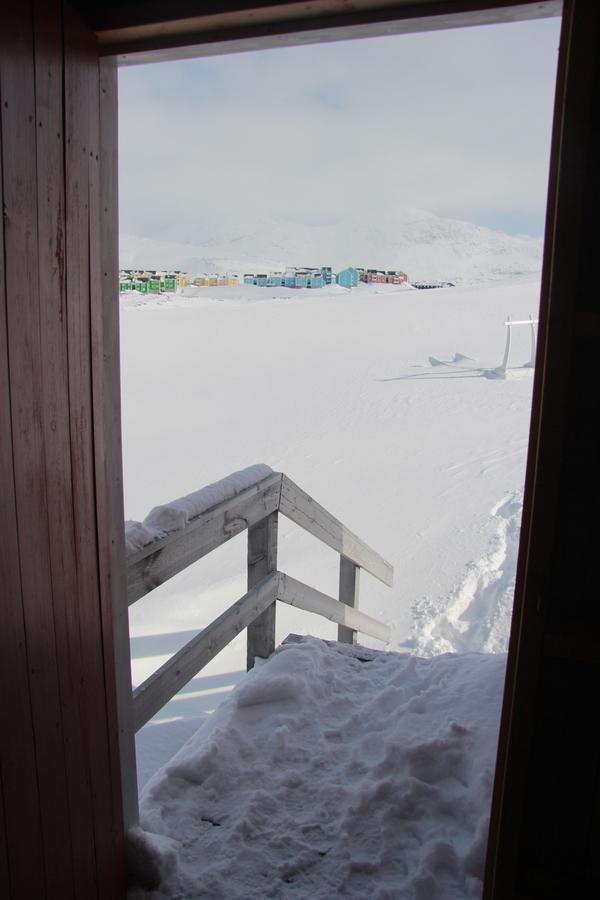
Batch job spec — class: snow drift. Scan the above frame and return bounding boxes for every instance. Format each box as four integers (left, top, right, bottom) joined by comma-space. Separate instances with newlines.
125, 464, 273, 555
131, 637, 505, 899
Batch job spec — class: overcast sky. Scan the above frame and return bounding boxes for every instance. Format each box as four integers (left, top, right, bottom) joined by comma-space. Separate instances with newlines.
119, 16, 561, 243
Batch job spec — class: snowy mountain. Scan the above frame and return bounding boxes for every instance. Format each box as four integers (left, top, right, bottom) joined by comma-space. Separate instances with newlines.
120, 208, 543, 285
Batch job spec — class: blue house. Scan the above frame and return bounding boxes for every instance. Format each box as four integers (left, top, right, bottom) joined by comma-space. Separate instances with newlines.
337, 267, 359, 288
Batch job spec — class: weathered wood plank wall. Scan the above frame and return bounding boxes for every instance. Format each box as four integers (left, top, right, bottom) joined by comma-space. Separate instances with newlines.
0, 3, 127, 897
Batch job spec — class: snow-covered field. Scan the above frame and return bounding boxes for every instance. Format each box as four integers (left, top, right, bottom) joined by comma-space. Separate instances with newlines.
122, 277, 535, 775
122, 276, 537, 897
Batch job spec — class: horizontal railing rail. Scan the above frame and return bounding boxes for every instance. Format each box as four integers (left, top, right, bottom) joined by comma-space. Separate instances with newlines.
127, 472, 392, 605
127, 471, 282, 604
123, 470, 393, 823
131, 570, 391, 733
277, 572, 391, 643
132, 572, 280, 731
279, 474, 393, 586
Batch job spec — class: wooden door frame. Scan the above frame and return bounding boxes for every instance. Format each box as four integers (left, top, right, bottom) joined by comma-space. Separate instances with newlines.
88, 0, 600, 895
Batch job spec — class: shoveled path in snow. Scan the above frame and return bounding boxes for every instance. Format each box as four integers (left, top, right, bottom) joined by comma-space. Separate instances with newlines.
131, 637, 505, 900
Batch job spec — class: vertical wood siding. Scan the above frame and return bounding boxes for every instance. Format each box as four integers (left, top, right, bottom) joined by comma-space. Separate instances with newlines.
0, 3, 126, 897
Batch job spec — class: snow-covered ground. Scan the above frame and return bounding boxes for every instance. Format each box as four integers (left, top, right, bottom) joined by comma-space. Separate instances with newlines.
130, 637, 506, 900
122, 277, 536, 780
122, 275, 537, 897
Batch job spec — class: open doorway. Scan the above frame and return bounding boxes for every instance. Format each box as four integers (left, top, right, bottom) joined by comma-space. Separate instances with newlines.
118, 12, 561, 898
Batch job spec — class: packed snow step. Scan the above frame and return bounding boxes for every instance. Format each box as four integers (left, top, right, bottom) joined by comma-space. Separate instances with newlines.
129, 636, 506, 900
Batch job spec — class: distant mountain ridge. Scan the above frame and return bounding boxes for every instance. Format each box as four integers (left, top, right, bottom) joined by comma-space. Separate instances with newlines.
120, 208, 543, 285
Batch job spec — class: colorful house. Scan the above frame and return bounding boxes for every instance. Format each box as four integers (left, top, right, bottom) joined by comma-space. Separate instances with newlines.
366, 269, 386, 284
336, 267, 359, 288
241, 267, 329, 288
386, 270, 408, 285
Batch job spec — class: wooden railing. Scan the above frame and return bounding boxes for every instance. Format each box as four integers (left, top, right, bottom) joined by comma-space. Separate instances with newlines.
123, 472, 393, 823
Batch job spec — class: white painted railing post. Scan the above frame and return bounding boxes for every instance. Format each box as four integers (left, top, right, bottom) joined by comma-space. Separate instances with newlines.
338, 556, 360, 644
246, 511, 278, 668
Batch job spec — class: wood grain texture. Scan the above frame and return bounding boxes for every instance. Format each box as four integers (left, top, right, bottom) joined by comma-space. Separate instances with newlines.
1, 4, 73, 894
127, 473, 282, 604
87, 0, 561, 65
337, 556, 360, 644
0, 10, 46, 895
246, 512, 278, 668
133, 573, 280, 730
0, 3, 126, 895
280, 475, 393, 586
33, 2, 98, 893
278, 573, 391, 642
95, 56, 139, 831
64, 6, 124, 893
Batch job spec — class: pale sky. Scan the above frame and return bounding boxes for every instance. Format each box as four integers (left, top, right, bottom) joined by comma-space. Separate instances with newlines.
118, 16, 561, 242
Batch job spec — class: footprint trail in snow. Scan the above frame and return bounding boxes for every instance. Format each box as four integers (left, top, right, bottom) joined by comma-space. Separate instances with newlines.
412, 491, 522, 656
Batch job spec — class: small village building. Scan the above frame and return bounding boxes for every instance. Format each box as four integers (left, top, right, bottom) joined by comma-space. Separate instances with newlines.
366, 269, 386, 284
336, 267, 359, 288
412, 280, 455, 290
241, 267, 329, 288
386, 270, 408, 285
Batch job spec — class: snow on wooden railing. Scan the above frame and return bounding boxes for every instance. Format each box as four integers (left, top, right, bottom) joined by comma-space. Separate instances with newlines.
122, 468, 393, 826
